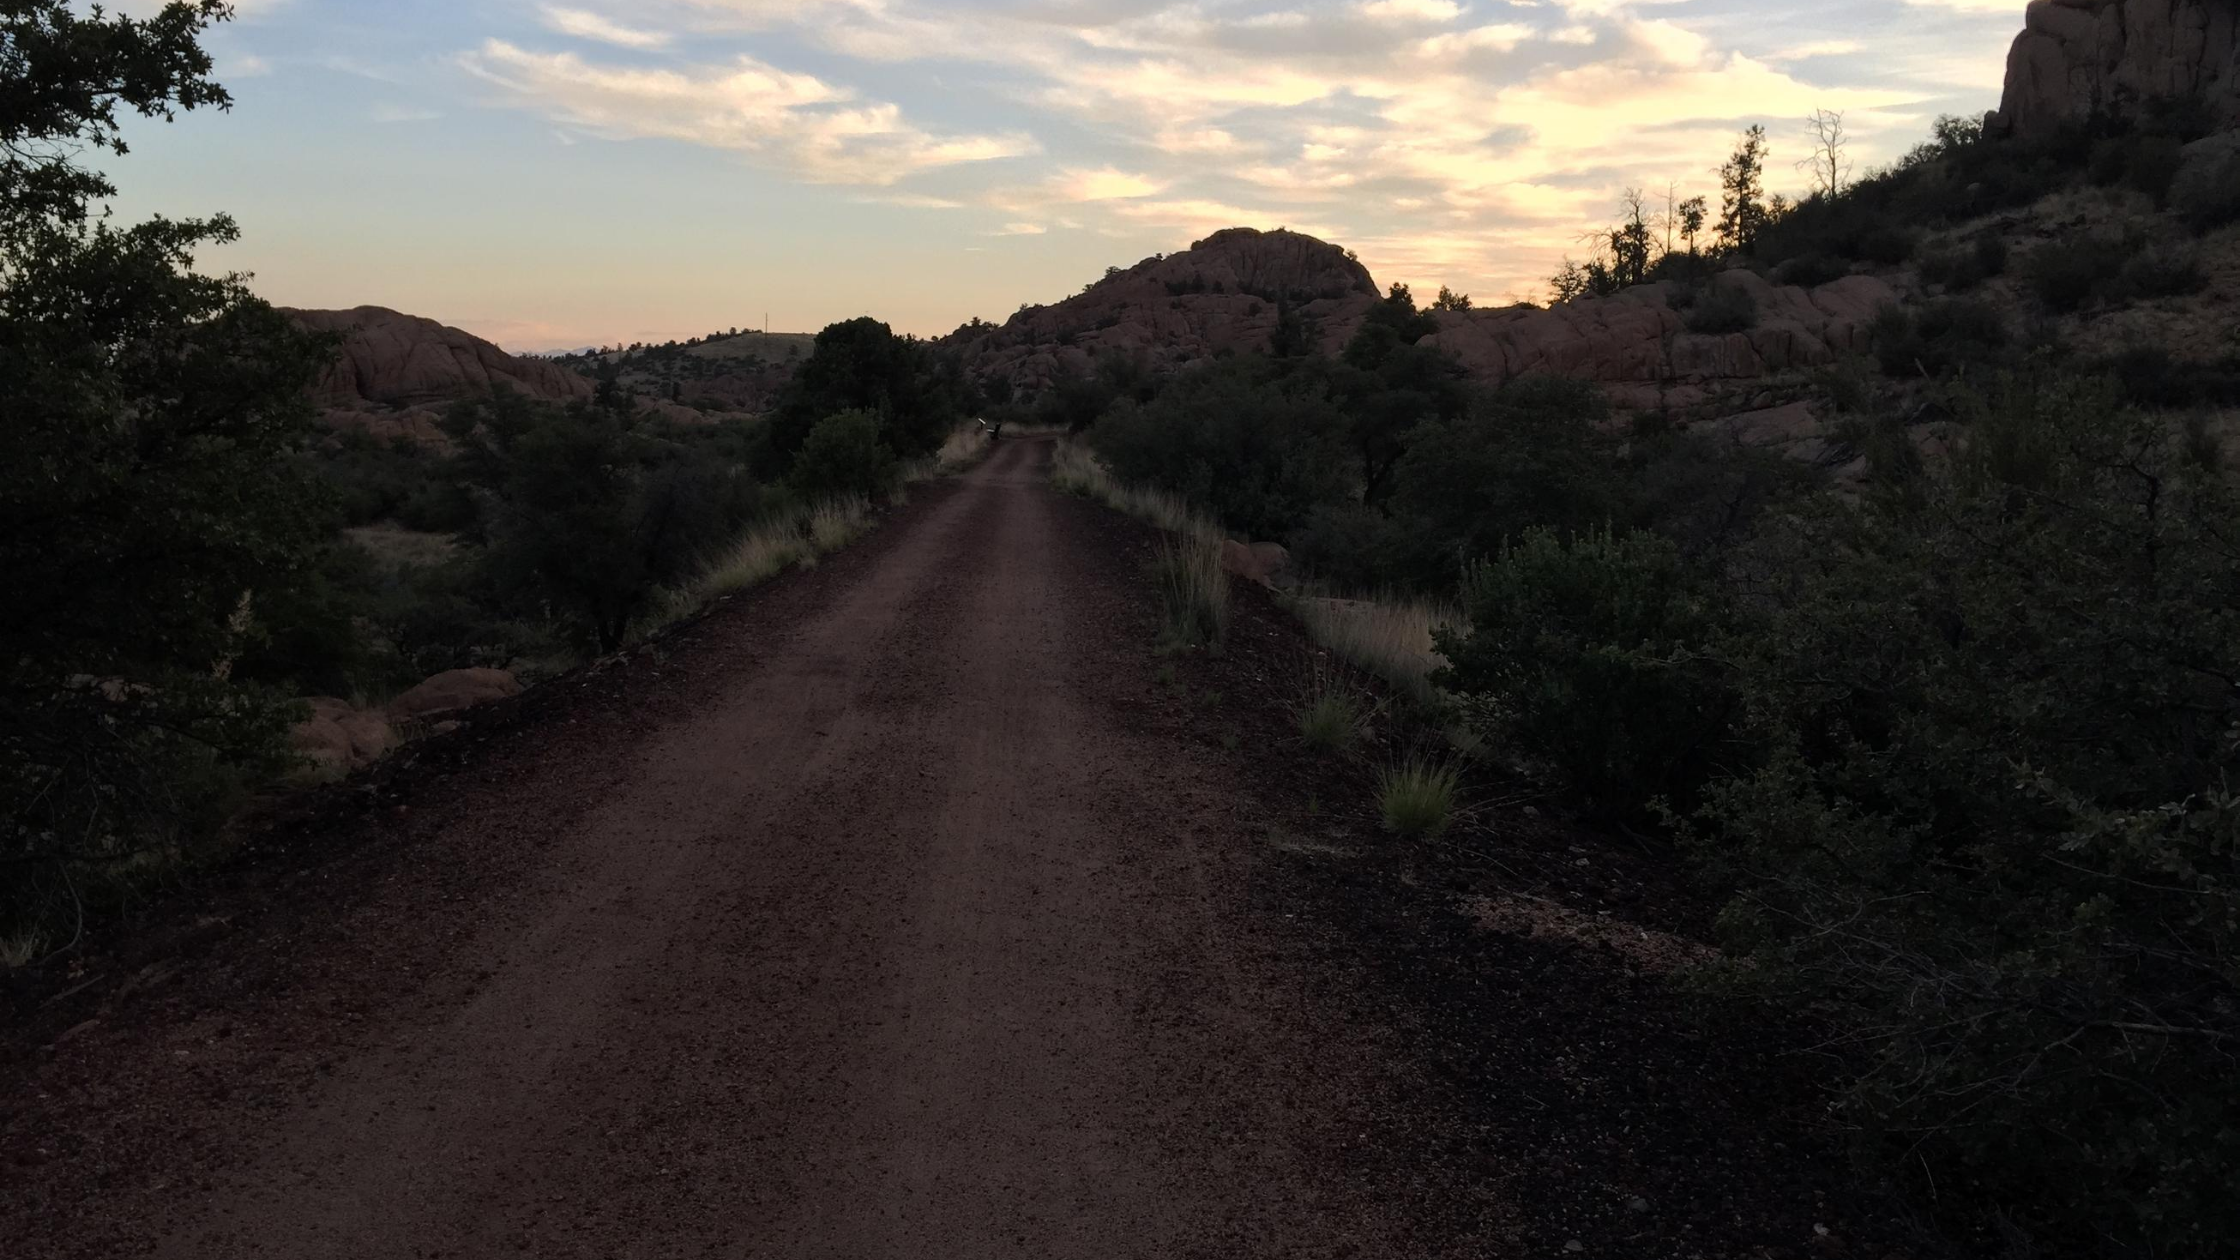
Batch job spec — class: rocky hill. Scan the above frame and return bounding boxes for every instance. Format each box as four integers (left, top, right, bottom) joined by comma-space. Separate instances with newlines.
947, 228, 1382, 394
953, 225, 1900, 436
288, 306, 595, 445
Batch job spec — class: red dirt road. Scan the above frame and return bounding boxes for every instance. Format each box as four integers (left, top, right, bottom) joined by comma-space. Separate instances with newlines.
3, 440, 1497, 1258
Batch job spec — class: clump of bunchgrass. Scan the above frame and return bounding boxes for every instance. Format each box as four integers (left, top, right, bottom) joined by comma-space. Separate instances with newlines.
1153, 531, 1230, 648
696, 516, 812, 600
1294, 663, 1369, 754
1378, 755, 1463, 838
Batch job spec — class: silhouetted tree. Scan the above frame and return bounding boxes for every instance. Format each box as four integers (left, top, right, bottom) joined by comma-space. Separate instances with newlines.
1, 0, 332, 937
1718, 124, 1771, 251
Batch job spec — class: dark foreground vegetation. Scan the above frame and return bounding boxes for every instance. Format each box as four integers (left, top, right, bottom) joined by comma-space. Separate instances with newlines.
1047, 110, 2240, 1258
0, 3, 972, 953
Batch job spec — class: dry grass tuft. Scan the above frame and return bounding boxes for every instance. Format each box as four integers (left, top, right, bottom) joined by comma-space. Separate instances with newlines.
1153, 531, 1230, 647
693, 494, 872, 607
1294, 595, 1459, 710
1054, 442, 1230, 645
1378, 755, 1464, 838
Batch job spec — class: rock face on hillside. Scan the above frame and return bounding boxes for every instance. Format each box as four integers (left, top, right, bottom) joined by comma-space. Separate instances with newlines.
949, 228, 1382, 393
955, 223, 1896, 426
1990, 0, 2240, 139
291, 307, 595, 410
1422, 271, 1899, 416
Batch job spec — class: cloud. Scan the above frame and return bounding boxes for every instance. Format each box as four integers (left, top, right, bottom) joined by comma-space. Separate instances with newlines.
1050, 167, 1165, 200
1359, 0, 1462, 21
541, 6, 673, 49
445, 0, 2020, 301
459, 39, 1037, 185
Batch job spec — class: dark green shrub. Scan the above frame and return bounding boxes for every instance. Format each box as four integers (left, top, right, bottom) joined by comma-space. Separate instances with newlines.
1435, 527, 1735, 819
2127, 133, 2186, 205
2023, 235, 2134, 312
1683, 281, 1757, 334
1917, 233, 2008, 292
2088, 136, 2129, 186
1774, 253, 1846, 288
1375, 377, 1620, 591
1874, 299, 2009, 378
451, 397, 754, 654
1695, 378, 2240, 1257
1855, 223, 1917, 265
2171, 139, 2240, 230
2095, 346, 2240, 409
788, 409, 897, 501
1092, 356, 1352, 540
2119, 242, 2208, 299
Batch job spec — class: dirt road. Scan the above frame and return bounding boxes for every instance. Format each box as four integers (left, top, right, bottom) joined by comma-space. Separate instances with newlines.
4, 439, 1497, 1257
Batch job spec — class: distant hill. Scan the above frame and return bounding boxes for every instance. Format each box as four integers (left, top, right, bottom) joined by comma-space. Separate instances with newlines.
946, 227, 1381, 396
286, 306, 597, 446
552, 328, 819, 416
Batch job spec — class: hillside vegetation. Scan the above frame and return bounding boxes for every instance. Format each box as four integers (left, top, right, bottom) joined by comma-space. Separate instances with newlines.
1035, 100, 2240, 1258
0, 3, 983, 964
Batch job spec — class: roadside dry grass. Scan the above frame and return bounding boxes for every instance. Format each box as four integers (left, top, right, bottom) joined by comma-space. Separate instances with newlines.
1052, 441, 1231, 645
1293, 594, 1458, 711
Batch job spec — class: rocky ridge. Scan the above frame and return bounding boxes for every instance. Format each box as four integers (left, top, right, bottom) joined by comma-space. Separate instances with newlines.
953, 227, 1896, 432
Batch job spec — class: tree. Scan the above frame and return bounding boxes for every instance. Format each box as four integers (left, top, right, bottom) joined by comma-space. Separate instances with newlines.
1717, 124, 1771, 251
769, 317, 971, 470
1678, 196, 1708, 254
1, 1, 333, 940
1548, 258, 1592, 303
447, 396, 744, 655
1607, 188, 1657, 288
1799, 108, 1851, 197
1269, 296, 1313, 357
1430, 285, 1472, 312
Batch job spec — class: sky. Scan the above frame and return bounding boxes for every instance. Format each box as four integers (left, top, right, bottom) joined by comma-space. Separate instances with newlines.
106, 0, 2029, 352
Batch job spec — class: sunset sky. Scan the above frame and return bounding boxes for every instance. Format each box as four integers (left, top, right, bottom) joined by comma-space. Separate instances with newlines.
110, 0, 2028, 352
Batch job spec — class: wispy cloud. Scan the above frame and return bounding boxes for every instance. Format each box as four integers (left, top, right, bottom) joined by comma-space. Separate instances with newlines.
541, 6, 672, 50
459, 38, 1037, 184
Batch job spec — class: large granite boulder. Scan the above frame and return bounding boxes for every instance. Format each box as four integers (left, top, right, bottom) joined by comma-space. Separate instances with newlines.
292, 698, 395, 772
1990, 0, 2240, 140
387, 668, 523, 723
289, 307, 595, 411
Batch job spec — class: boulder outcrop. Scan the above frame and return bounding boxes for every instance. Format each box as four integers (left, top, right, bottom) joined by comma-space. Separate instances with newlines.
1422, 271, 1898, 415
290, 307, 595, 411
1990, 0, 2240, 139
949, 228, 1381, 394
387, 668, 523, 723
292, 698, 394, 773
